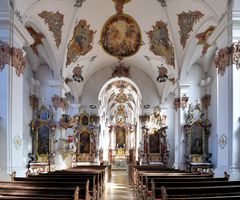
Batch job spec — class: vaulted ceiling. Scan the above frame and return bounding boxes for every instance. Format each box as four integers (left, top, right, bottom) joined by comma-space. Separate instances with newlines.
13, 0, 229, 102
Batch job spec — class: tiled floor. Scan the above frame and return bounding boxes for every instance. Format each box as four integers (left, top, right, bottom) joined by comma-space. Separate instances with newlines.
100, 170, 138, 200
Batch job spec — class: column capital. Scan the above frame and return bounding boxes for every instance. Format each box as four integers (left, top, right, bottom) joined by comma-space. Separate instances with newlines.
30, 78, 40, 86
178, 80, 191, 95
200, 77, 211, 87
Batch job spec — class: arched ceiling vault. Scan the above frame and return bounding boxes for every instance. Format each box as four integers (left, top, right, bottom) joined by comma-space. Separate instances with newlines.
13, 0, 229, 101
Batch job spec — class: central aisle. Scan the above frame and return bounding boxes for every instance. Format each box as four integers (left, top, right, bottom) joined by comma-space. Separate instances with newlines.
100, 170, 138, 200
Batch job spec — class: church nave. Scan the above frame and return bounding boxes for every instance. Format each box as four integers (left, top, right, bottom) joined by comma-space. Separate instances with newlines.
100, 170, 138, 200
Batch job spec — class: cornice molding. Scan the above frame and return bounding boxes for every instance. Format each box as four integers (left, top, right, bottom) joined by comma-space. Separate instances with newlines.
178, 80, 192, 89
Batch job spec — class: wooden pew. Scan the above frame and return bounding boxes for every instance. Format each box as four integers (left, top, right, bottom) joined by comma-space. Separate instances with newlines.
0, 184, 80, 200
14, 176, 93, 200
30, 171, 100, 199
160, 185, 240, 200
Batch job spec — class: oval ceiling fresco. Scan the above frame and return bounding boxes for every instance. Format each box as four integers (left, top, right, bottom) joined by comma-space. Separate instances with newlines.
100, 13, 142, 59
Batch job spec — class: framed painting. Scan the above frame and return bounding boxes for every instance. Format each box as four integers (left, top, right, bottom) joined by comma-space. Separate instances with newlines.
79, 130, 91, 154
149, 132, 160, 153
190, 123, 204, 155
80, 114, 90, 126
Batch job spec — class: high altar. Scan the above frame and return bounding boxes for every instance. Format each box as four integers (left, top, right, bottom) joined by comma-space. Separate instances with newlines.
108, 105, 134, 168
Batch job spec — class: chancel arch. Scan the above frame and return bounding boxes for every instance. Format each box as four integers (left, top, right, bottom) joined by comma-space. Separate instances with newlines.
98, 77, 142, 167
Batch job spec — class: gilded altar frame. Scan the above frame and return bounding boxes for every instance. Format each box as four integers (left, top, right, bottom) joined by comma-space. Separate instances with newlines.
147, 127, 169, 165
185, 120, 211, 164
30, 106, 55, 163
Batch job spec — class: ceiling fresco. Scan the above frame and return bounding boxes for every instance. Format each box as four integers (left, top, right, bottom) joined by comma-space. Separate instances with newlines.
100, 0, 141, 59
147, 20, 175, 67
38, 11, 64, 49
177, 11, 204, 48
26, 26, 45, 55
100, 14, 141, 59
196, 25, 216, 56
66, 19, 96, 66
13, 0, 228, 102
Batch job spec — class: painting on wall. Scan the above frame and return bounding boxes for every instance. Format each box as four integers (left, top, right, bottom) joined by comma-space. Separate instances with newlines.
38, 11, 64, 49
196, 25, 215, 56
79, 131, 91, 153
66, 19, 96, 66
190, 123, 203, 154
149, 132, 160, 153
147, 20, 175, 67
177, 11, 204, 48
116, 127, 126, 148
37, 125, 50, 155
80, 114, 90, 126
100, 14, 141, 59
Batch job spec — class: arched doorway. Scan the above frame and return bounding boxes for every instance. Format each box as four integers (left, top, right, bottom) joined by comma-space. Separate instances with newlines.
98, 77, 142, 168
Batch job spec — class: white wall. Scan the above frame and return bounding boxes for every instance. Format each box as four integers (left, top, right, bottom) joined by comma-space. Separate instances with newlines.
0, 66, 9, 180
164, 96, 175, 168
186, 64, 205, 104
22, 62, 34, 169
35, 64, 58, 106
208, 59, 218, 168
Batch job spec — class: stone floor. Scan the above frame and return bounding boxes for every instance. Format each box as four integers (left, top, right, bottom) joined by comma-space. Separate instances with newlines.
100, 170, 138, 200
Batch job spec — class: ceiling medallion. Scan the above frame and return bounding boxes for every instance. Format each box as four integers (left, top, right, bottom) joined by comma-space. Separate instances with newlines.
72, 64, 84, 82
74, 0, 86, 8
157, 65, 168, 82
66, 19, 96, 66
177, 11, 204, 48
100, 0, 141, 60
147, 20, 175, 67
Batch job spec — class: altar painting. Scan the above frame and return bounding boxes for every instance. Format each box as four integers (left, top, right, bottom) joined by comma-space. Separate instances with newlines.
116, 127, 126, 148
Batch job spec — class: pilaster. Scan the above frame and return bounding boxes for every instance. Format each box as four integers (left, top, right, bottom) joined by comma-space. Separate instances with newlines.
173, 81, 191, 169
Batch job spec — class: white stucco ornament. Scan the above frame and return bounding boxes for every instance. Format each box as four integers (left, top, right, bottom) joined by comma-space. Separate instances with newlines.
13, 135, 22, 150
219, 134, 227, 150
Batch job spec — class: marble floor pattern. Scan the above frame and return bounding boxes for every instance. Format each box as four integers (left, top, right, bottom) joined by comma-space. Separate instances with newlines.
100, 170, 138, 200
